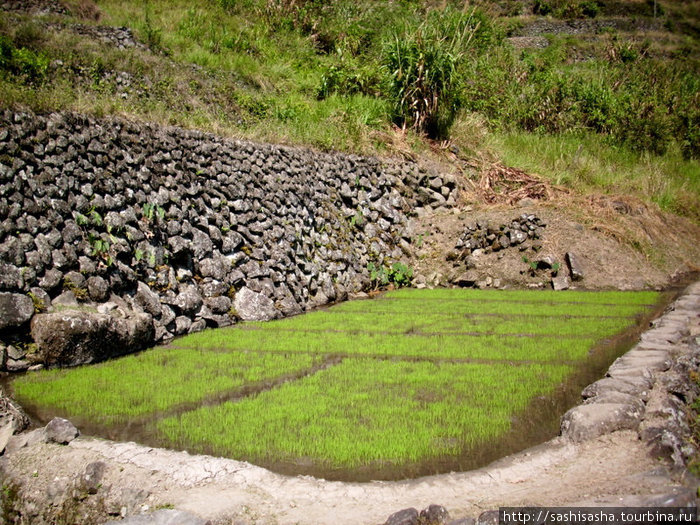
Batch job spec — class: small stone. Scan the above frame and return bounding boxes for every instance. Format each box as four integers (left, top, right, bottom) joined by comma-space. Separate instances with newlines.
477, 510, 500, 525
0, 292, 34, 329
44, 417, 79, 445
552, 274, 570, 291
454, 270, 479, 288
565, 252, 584, 281
420, 504, 451, 524
385, 508, 420, 525
80, 461, 107, 494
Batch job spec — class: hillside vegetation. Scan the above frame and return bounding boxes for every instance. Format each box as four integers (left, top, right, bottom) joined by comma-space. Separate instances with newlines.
0, 0, 698, 218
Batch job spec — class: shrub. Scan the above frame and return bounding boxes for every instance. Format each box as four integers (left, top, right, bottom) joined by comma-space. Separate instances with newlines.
382, 7, 485, 139
0, 34, 49, 84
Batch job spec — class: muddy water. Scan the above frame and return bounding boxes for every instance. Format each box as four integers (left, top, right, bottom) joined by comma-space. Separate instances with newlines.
4, 289, 679, 482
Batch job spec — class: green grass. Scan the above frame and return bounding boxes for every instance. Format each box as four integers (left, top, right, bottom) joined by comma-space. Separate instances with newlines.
1, 1, 698, 219
176, 328, 597, 362
13, 347, 324, 424
11, 288, 660, 476
156, 358, 574, 469
487, 130, 700, 220
248, 310, 637, 337
330, 297, 654, 318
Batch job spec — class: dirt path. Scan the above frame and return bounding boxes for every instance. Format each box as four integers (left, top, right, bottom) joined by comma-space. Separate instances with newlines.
69, 430, 677, 524
2, 282, 698, 525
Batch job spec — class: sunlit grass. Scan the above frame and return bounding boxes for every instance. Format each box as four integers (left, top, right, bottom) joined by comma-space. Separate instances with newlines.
13, 347, 324, 424
382, 288, 661, 304
487, 130, 700, 220
248, 310, 637, 338
12, 288, 660, 474
176, 328, 596, 362
156, 358, 574, 469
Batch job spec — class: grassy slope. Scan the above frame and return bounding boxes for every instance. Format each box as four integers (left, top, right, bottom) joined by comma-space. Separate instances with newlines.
0, 0, 698, 219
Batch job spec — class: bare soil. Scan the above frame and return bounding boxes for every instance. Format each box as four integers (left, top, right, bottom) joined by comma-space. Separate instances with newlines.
0, 425, 688, 524
409, 195, 700, 292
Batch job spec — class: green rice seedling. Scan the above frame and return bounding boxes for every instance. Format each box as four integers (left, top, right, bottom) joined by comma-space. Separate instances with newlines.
156, 358, 573, 469
382, 288, 661, 305
247, 310, 636, 338
175, 327, 596, 362
13, 287, 660, 478
331, 296, 654, 318
13, 347, 323, 424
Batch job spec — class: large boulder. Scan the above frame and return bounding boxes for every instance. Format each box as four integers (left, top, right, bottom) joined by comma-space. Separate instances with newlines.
560, 403, 643, 442
31, 310, 154, 367
0, 292, 34, 330
233, 286, 278, 321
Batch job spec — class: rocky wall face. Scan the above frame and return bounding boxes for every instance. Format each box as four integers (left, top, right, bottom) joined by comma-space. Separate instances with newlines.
0, 111, 457, 370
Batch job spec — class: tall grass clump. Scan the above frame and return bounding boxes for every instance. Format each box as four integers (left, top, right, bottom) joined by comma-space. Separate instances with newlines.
383, 7, 495, 139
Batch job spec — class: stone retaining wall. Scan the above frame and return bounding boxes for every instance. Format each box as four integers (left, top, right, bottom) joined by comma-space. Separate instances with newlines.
0, 111, 458, 370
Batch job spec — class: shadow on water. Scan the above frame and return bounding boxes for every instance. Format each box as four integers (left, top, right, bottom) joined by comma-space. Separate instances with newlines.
3, 283, 688, 482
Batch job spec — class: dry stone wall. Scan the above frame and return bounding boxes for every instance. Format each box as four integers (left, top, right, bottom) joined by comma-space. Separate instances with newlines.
0, 111, 458, 370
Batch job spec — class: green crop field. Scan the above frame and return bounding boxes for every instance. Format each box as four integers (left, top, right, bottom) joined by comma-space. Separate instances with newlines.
12, 289, 661, 479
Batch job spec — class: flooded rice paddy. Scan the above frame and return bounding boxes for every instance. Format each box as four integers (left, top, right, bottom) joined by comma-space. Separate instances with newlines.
9, 288, 668, 481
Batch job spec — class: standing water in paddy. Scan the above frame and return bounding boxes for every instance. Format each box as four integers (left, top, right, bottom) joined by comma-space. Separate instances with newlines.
10, 288, 665, 481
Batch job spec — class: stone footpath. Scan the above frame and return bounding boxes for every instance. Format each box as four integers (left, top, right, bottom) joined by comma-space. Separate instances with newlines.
0, 282, 698, 525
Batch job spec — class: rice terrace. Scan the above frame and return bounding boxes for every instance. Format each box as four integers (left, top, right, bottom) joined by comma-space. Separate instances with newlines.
1, 0, 700, 522
10, 288, 665, 481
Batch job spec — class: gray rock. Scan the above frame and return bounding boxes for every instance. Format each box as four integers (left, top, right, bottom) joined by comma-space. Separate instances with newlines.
477, 510, 500, 525
191, 228, 213, 259
421, 504, 451, 524
31, 310, 154, 367
385, 508, 420, 525
583, 391, 645, 413
87, 276, 110, 302
174, 316, 193, 335
44, 417, 79, 444
277, 294, 302, 316
0, 263, 23, 290
174, 285, 203, 315
39, 268, 63, 291
552, 274, 570, 291
64, 270, 86, 290
560, 403, 643, 442
0, 292, 34, 329
103, 509, 210, 525
198, 257, 230, 281
565, 252, 584, 281
454, 270, 479, 288
79, 461, 106, 494
582, 376, 651, 402
233, 286, 278, 321
134, 281, 162, 317
536, 255, 556, 270
204, 296, 231, 315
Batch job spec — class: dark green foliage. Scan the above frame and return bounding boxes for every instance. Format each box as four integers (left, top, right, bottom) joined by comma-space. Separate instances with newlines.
368, 261, 413, 289
460, 35, 700, 158
382, 8, 493, 138
0, 34, 49, 83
